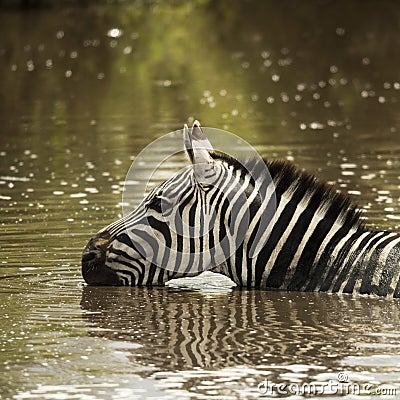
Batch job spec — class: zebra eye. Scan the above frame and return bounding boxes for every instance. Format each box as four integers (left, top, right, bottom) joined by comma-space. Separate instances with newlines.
146, 196, 162, 213
145, 194, 176, 217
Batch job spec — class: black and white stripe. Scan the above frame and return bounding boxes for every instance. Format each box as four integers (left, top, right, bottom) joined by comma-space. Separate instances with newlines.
82, 121, 400, 297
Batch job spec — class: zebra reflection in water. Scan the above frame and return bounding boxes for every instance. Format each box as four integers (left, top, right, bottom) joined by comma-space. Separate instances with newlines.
80, 285, 400, 373
82, 121, 400, 297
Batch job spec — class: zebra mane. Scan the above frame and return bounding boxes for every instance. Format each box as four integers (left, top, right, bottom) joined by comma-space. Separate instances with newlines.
210, 151, 364, 230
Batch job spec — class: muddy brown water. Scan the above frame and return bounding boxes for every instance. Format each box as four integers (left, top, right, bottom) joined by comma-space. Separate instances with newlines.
1, 2, 400, 399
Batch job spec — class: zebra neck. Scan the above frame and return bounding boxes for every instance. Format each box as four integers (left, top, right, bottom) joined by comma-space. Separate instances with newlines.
213, 226, 400, 298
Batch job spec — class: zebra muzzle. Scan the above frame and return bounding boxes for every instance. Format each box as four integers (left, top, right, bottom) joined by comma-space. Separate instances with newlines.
81, 230, 121, 286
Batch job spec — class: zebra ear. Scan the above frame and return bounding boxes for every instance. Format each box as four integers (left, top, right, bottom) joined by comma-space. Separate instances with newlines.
184, 120, 215, 183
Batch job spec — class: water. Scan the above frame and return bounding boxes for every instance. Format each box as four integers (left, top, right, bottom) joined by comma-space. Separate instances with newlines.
1, 1, 400, 399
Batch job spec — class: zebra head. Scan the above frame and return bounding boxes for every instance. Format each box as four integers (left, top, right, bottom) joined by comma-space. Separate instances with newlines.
82, 121, 261, 286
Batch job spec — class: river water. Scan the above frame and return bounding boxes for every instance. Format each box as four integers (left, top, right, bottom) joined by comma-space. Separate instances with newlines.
1, 1, 400, 399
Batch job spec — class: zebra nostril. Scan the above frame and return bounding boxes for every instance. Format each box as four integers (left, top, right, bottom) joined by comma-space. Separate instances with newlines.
82, 252, 97, 263
82, 231, 111, 263
82, 230, 122, 286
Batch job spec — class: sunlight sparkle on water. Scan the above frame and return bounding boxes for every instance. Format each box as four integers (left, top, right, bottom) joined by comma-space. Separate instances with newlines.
107, 28, 123, 38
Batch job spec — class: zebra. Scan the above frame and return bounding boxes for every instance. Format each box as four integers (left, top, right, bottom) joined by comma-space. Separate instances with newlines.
82, 121, 400, 297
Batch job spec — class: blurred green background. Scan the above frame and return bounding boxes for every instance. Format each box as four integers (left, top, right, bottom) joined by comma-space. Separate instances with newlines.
1, 0, 400, 226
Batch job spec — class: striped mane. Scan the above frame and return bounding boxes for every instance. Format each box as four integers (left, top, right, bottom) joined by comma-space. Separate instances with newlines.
211, 151, 364, 231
